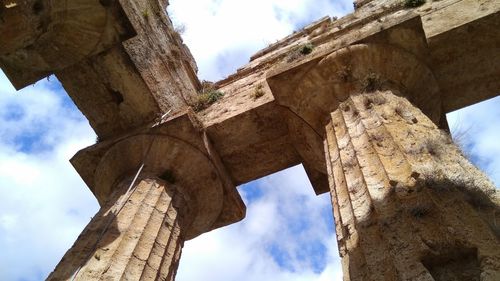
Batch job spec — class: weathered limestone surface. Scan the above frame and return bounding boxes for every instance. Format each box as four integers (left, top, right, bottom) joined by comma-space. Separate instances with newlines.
270, 41, 500, 280
49, 111, 246, 280
56, 0, 201, 139
47, 177, 185, 281
198, 0, 500, 192
70, 111, 246, 236
1, 0, 499, 280
326, 91, 500, 280
0, 0, 200, 139
2, 0, 498, 189
0, 0, 133, 88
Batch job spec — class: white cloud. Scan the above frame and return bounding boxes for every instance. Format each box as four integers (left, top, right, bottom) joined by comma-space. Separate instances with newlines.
168, 0, 352, 81
177, 166, 342, 281
447, 96, 500, 186
0, 72, 99, 281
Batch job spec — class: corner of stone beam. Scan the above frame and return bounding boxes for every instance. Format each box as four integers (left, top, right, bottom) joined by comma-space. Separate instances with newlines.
70, 110, 246, 240
355, 14, 431, 65
0, 0, 135, 89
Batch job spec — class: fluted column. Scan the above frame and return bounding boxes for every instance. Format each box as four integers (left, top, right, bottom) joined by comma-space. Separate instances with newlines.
325, 91, 500, 281
270, 42, 500, 281
47, 176, 186, 281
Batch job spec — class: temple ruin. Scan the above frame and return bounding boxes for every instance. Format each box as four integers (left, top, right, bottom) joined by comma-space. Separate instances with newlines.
1, 0, 499, 280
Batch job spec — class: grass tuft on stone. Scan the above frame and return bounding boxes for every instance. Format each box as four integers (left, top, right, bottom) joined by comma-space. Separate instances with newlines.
287, 42, 315, 62
252, 84, 265, 100
192, 81, 225, 112
299, 43, 314, 55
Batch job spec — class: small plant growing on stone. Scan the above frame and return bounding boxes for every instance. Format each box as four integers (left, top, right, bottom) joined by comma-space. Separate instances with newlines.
192, 91, 224, 112
404, 0, 426, 8
142, 9, 150, 19
253, 84, 265, 100
192, 81, 225, 112
299, 43, 314, 55
205, 90, 224, 104
460, 185, 496, 210
287, 42, 315, 62
394, 102, 406, 117
423, 138, 442, 157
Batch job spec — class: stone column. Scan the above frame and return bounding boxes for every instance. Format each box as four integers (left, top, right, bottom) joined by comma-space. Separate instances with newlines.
49, 113, 246, 281
47, 176, 187, 281
271, 43, 500, 281
324, 88, 500, 280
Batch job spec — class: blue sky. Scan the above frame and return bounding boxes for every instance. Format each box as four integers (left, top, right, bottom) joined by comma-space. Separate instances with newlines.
0, 0, 498, 280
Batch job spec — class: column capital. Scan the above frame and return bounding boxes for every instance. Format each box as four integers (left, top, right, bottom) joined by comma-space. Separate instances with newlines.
71, 110, 246, 240
270, 42, 441, 136
265, 17, 443, 195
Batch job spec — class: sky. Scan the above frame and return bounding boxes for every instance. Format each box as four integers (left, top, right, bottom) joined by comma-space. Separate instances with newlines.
0, 0, 498, 280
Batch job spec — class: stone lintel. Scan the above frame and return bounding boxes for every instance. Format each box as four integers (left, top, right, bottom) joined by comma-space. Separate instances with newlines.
0, 0, 135, 89
217, 0, 500, 115
195, 15, 439, 195
2, 0, 498, 199
199, 89, 301, 185
71, 110, 245, 240
0, 0, 200, 139
61, 1, 500, 198
427, 9, 500, 112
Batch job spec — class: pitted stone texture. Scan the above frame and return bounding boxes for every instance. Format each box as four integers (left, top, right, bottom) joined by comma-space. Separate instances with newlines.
325, 91, 500, 281
0, 0, 200, 139
57, 0, 201, 139
70, 112, 246, 239
0, 0, 133, 88
47, 177, 186, 281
